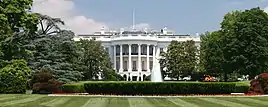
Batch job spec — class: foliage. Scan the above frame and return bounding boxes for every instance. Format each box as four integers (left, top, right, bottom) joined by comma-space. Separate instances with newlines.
31, 69, 62, 94
199, 7, 268, 81
249, 73, 268, 94
84, 82, 236, 95
162, 40, 198, 79
0, 31, 35, 61
0, 0, 38, 38
62, 83, 86, 93
76, 39, 117, 81
220, 7, 268, 79
199, 31, 224, 77
36, 13, 65, 35
0, 0, 38, 61
28, 30, 83, 83
0, 59, 31, 93
234, 84, 250, 93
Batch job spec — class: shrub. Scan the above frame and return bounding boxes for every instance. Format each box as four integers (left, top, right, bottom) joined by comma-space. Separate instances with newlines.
31, 69, 62, 94
0, 60, 31, 93
84, 82, 236, 95
234, 85, 250, 93
62, 83, 86, 93
249, 73, 268, 94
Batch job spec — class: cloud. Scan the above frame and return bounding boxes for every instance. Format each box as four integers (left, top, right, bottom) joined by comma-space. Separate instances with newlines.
265, 6, 268, 13
32, 0, 107, 34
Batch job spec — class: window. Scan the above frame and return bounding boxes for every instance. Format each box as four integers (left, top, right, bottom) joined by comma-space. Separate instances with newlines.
131, 45, 138, 55
142, 61, 145, 70
141, 45, 147, 55
149, 61, 153, 70
116, 61, 120, 70
132, 61, 137, 71
149, 46, 153, 55
123, 45, 128, 55
160, 48, 164, 53
123, 61, 128, 71
116, 46, 120, 55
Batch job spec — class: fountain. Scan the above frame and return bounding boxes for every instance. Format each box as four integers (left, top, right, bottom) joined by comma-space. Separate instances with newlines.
151, 49, 163, 82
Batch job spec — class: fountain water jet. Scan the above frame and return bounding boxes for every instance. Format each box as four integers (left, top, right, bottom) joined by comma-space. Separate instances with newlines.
151, 48, 163, 82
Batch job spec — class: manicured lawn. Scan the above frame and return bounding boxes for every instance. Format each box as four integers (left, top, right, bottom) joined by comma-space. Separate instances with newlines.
0, 94, 268, 107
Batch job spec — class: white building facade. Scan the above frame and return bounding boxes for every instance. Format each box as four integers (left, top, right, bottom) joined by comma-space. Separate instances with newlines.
74, 27, 200, 81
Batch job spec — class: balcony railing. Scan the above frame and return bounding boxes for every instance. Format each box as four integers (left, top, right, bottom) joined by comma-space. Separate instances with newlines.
74, 34, 200, 42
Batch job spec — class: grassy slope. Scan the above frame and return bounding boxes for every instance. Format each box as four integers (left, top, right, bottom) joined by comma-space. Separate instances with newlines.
0, 94, 268, 107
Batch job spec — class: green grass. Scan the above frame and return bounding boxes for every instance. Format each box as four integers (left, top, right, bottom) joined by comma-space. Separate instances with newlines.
0, 94, 268, 107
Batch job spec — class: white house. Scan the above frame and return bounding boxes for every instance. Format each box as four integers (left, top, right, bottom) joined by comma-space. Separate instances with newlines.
74, 27, 200, 81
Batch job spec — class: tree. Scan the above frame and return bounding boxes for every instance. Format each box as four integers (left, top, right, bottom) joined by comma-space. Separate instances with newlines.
163, 40, 198, 80
199, 31, 224, 77
0, 31, 34, 61
76, 39, 120, 80
36, 13, 65, 35
0, 59, 31, 93
220, 7, 268, 79
28, 30, 83, 83
182, 40, 198, 76
0, 0, 38, 39
0, 0, 38, 61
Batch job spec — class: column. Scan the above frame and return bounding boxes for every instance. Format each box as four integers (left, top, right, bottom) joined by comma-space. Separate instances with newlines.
146, 44, 150, 72
119, 44, 123, 72
152, 45, 156, 72
113, 45, 116, 70
137, 73, 139, 81
128, 44, 132, 72
130, 75, 133, 81
126, 74, 129, 81
138, 44, 141, 72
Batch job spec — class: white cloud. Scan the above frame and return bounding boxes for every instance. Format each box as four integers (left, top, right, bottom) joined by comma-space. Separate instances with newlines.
32, 0, 107, 34
265, 6, 268, 13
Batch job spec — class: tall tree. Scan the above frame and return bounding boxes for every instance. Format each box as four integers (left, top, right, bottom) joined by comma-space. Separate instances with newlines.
36, 13, 65, 35
220, 7, 268, 79
76, 39, 122, 81
199, 31, 225, 78
28, 30, 83, 83
0, 0, 38, 39
0, 0, 38, 61
163, 40, 198, 80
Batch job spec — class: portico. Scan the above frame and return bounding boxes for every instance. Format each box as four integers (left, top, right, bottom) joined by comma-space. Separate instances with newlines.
113, 44, 157, 81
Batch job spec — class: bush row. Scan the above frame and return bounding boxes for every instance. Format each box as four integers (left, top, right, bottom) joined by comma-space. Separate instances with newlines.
62, 81, 250, 95
62, 83, 86, 93
83, 82, 236, 95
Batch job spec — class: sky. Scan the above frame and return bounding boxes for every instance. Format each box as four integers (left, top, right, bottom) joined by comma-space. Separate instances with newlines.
32, 0, 268, 35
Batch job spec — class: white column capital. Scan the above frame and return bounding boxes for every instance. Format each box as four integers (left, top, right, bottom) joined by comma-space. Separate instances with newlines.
128, 44, 132, 46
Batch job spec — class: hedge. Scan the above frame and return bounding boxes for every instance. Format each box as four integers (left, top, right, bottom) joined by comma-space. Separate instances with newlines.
234, 83, 250, 93
84, 82, 237, 95
61, 83, 86, 93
